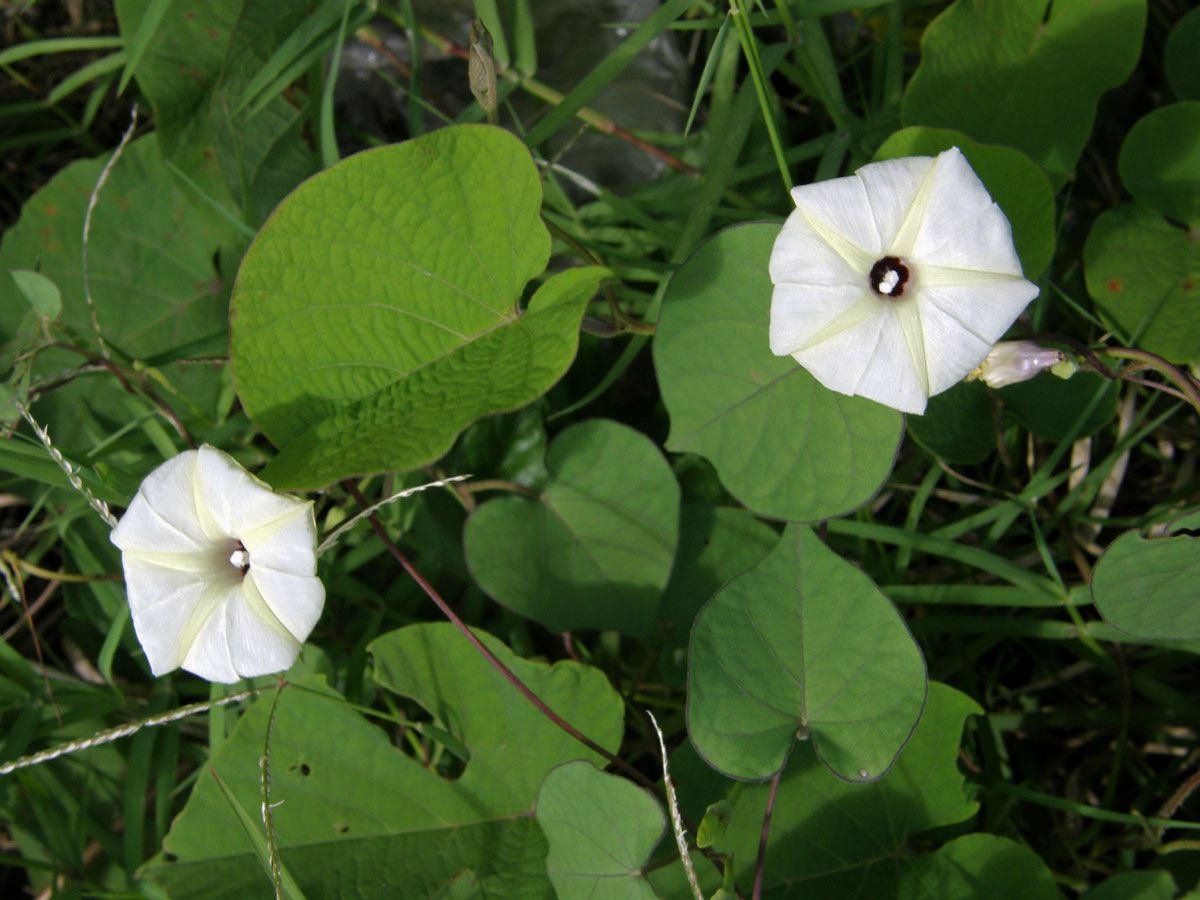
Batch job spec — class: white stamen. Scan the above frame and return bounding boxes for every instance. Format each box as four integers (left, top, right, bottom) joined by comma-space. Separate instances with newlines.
229, 548, 249, 570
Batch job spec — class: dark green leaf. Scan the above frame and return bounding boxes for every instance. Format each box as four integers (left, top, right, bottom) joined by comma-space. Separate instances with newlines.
536, 761, 665, 900
464, 419, 679, 636
901, 0, 1146, 187
1092, 530, 1200, 641
688, 524, 926, 782
1118, 102, 1200, 227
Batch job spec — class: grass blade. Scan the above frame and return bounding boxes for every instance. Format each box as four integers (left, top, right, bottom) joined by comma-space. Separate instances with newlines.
46, 50, 126, 105
683, 13, 731, 136
117, 0, 172, 95
730, 0, 791, 192
0, 37, 124, 68
319, 0, 353, 168
524, 0, 695, 148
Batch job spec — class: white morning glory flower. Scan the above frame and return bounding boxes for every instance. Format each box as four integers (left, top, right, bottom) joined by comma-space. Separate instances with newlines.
974, 340, 1065, 388
110, 445, 324, 683
769, 147, 1040, 414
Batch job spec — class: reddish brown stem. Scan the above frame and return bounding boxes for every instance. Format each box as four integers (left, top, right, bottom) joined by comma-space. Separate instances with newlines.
344, 481, 656, 791
753, 767, 783, 900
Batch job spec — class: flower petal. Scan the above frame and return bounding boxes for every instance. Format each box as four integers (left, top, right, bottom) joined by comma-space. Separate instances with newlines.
850, 310, 929, 415
905, 148, 1025, 276
194, 445, 311, 540
785, 303, 925, 408
770, 210, 869, 289
916, 280, 1042, 394
243, 504, 318, 575
247, 567, 325, 643
110, 451, 207, 554
769, 283, 875, 356
854, 154, 935, 251
228, 577, 306, 677
121, 555, 236, 677
177, 586, 242, 683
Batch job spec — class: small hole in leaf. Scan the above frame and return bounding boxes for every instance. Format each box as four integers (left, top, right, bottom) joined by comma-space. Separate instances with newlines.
163, 852, 179, 863
289, 762, 312, 776
335, 823, 350, 834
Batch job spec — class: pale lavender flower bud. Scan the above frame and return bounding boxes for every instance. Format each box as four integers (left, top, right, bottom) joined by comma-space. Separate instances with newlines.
977, 341, 1065, 388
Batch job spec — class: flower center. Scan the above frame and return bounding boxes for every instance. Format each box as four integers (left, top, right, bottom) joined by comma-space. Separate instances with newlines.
869, 256, 910, 298
228, 540, 250, 576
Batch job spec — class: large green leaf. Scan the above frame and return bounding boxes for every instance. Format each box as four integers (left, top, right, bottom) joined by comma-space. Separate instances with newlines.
144, 624, 624, 899
653, 682, 980, 899
114, 0, 320, 224
0, 136, 238, 443
901, 0, 1146, 187
0, 137, 233, 358
653, 223, 902, 522
1118, 102, 1200, 227
658, 505, 779, 687
1165, 7, 1200, 102
1092, 529, 1200, 641
688, 524, 926, 782
1083, 871, 1177, 900
874, 127, 1055, 279
230, 125, 607, 488
536, 761, 665, 900
1085, 204, 1200, 363
464, 419, 680, 636
898, 834, 1062, 900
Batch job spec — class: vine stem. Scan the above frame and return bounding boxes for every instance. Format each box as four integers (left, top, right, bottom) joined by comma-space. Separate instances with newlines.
753, 766, 783, 900
1098, 347, 1200, 417
343, 482, 659, 794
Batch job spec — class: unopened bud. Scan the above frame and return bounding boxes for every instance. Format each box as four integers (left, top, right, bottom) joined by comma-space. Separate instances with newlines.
973, 341, 1065, 388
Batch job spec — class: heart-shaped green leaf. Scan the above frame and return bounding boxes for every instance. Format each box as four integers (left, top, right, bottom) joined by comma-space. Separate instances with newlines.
1085, 204, 1200, 363
653, 223, 902, 523
901, 0, 1146, 187
0, 136, 239, 444
464, 419, 680, 636
874, 127, 1055, 279
144, 624, 624, 899
688, 524, 926, 782
1081, 871, 1177, 900
899, 834, 1061, 900
1092, 530, 1200, 640
1165, 7, 1200, 102
655, 682, 980, 899
536, 761, 665, 900
658, 505, 779, 687
115, 0, 319, 224
1118, 102, 1200, 227
230, 124, 607, 488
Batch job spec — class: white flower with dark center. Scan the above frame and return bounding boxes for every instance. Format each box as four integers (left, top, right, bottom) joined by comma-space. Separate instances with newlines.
110, 445, 324, 683
769, 147, 1040, 414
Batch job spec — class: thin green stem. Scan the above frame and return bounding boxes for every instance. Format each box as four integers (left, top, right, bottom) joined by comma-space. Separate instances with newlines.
729, 0, 792, 193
